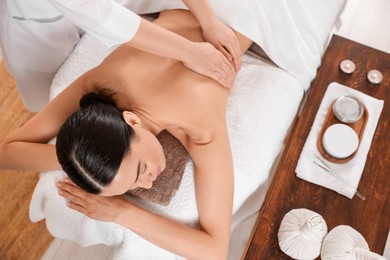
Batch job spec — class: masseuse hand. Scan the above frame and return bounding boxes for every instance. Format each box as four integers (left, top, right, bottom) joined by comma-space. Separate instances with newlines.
56, 179, 126, 222
201, 17, 242, 74
184, 41, 236, 89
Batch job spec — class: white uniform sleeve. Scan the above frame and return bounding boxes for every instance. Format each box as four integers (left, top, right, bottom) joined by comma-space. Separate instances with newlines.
48, 0, 141, 48
7, 0, 62, 21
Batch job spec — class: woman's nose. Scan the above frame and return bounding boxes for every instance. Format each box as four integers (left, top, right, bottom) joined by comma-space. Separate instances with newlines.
138, 172, 154, 189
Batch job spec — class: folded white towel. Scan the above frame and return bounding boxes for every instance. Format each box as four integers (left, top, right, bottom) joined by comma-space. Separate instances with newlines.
296, 82, 384, 198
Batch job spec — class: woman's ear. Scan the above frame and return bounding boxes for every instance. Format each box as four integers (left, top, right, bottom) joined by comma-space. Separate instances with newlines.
122, 111, 142, 127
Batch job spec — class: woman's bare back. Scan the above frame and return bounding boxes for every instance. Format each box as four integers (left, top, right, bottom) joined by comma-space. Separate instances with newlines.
91, 10, 251, 145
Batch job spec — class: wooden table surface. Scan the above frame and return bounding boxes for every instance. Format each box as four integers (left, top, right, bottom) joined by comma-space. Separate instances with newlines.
243, 35, 390, 259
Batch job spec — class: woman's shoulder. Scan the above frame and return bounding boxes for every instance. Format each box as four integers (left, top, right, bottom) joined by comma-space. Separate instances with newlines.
159, 78, 228, 144
84, 62, 130, 94
167, 106, 227, 150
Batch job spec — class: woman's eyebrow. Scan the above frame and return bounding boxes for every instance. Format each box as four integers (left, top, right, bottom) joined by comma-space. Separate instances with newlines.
135, 160, 141, 183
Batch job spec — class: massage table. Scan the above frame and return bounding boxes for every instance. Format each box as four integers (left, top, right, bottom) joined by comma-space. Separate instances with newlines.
30, 1, 347, 259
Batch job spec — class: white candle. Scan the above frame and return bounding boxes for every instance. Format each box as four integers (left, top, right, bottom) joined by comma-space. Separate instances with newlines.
367, 69, 383, 84
340, 60, 356, 74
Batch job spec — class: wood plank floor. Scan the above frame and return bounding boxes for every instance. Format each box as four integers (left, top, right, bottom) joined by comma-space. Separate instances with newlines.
0, 62, 53, 260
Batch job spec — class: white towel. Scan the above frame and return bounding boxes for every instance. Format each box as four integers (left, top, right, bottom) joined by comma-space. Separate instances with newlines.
296, 82, 384, 199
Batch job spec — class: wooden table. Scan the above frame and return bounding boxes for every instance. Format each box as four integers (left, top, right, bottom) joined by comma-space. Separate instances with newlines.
243, 35, 390, 259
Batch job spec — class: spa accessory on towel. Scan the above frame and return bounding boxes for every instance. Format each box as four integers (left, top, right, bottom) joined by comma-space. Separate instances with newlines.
127, 130, 190, 206
321, 123, 359, 159
333, 95, 364, 123
321, 225, 386, 260
278, 208, 327, 260
296, 82, 384, 198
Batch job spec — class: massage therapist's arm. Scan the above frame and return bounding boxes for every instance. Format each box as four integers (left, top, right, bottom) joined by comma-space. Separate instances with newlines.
128, 17, 235, 88
57, 129, 234, 259
49, 0, 235, 88
0, 73, 91, 172
182, 0, 242, 71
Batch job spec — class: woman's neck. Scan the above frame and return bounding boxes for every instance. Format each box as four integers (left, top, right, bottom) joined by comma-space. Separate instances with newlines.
133, 107, 164, 136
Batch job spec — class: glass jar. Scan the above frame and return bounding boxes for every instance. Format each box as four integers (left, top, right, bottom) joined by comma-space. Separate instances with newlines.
333, 95, 364, 123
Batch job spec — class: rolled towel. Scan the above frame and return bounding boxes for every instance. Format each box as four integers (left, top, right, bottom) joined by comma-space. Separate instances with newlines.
278, 208, 328, 260
321, 225, 386, 260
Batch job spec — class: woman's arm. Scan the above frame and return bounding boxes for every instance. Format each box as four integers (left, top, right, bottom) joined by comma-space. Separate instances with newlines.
129, 129, 234, 259
57, 127, 234, 259
0, 73, 90, 172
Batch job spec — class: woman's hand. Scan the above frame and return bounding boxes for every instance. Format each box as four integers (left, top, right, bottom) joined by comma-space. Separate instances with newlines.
201, 17, 242, 73
184, 41, 236, 89
56, 179, 127, 223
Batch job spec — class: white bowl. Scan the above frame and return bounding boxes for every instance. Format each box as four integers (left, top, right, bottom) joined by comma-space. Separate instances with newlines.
322, 124, 359, 159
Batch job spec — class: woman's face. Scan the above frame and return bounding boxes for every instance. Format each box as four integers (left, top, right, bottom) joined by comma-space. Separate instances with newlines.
100, 114, 166, 196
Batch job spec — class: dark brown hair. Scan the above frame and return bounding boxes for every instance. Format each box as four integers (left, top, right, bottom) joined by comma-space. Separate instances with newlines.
56, 92, 136, 194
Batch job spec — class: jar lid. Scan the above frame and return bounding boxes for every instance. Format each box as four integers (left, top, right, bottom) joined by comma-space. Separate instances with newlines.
322, 124, 359, 159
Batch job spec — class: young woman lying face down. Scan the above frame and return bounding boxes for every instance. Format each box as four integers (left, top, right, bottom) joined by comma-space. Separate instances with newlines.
0, 9, 252, 259
56, 92, 167, 194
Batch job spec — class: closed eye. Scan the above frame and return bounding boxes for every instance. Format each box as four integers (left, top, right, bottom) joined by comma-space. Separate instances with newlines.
143, 163, 149, 175
135, 163, 148, 183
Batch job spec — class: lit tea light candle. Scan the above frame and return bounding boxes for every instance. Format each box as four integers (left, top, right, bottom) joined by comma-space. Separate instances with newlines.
340, 60, 356, 74
367, 69, 383, 84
